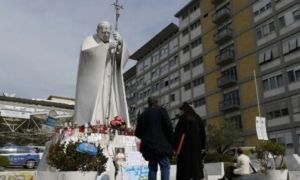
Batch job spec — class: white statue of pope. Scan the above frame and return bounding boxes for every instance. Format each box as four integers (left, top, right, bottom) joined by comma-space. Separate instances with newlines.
74, 21, 130, 127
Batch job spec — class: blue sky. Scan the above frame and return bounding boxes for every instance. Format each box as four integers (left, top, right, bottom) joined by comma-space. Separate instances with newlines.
0, 0, 188, 99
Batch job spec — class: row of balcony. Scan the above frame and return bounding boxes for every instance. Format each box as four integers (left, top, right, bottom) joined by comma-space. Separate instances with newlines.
217, 74, 237, 88
216, 50, 234, 65
219, 98, 240, 112
211, 1, 241, 115
214, 28, 233, 45
213, 8, 231, 24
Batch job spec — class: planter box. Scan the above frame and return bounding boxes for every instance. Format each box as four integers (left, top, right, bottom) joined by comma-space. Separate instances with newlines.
262, 169, 288, 180
37, 171, 97, 180
204, 162, 224, 180
289, 171, 300, 180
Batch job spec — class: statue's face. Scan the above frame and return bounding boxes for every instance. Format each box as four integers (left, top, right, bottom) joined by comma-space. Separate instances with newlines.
97, 25, 111, 43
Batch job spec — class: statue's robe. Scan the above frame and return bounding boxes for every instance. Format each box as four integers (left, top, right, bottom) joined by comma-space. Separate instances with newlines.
74, 36, 130, 127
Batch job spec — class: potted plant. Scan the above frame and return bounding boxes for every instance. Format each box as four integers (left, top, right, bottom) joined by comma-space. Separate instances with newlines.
204, 122, 242, 178
47, 140, 108, 180
256, 140, 288, 180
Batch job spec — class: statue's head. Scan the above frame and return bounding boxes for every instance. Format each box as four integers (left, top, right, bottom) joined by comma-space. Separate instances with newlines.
96, 21, 111, 43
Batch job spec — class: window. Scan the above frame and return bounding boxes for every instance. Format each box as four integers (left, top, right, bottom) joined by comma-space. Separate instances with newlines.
256, 20, 275, 40
283, 36, 300, 55
263, 74, 283, 91
292, 95, 300, 113
224, 67, 237, 76
192, 57, 203, 67
270, 137, 285, 146
194, 98, 205, 107
267, 108, 289, 119
253, 1, 272, 17
138, 77, 144, 86
183, 64, 190, 72
184, 83, 191, 91
161, 78, 169, 89
144, 58, 151, 69
193, 77, 204, 87
190, 4, 199, 13
258, 46, 279, 64
170, 75, 179, 85
293, 9, 300, 20
266, 2, 271, 9
137, 63, 143, 73
164, 80, 169, 87
151, 82, 160, 93
169, 38, 178, 50
152, 52, 160, 62
260, 7, 266, 14
269, 21, 275, 32
278, 16, 286, 28
161, 46, 168, 58
160, 63, 168, 73
181, 12, 189, 20
151, 69, 158, 78
287, 69, 300, 83
223, 90, 240, 105
190, 19, 201, 31
183, 46, 190, 54
169, 55, 178, 67
182, 28, 189, 37
169, 94, 175, 102
191, 38, 202, 49
225, 115, 242, 129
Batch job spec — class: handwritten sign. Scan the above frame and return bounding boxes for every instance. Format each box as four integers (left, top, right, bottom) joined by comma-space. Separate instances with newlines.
121, 165, 148, 180
256, 116, 268, 140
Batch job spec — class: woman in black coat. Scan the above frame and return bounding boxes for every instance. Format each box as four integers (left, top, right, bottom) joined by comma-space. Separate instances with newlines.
174, 102, 206, 180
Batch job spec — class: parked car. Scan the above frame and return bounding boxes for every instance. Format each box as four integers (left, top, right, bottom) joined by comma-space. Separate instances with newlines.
0, 145, 40, 168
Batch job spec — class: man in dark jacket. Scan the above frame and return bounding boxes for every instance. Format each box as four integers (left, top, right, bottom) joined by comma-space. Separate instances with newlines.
135, 96, 174, 180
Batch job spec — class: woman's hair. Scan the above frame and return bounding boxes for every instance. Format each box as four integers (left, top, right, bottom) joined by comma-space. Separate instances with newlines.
179, 102, 196, 118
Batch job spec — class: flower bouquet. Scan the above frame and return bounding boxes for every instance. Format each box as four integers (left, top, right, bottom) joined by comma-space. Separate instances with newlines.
47, 140, 108, 175
110, 116, 126, 131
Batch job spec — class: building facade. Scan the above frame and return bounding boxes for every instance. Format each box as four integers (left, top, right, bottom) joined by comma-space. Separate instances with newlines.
125, 0, 204, 127
124, 0, 300, 154
201, 0, 300, 154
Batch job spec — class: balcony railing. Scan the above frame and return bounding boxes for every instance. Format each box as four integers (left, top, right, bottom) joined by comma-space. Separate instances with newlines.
214, 28, 233, 45
211, 0, 225, 6
213, 8, 231, 24
216, 50, 235, 65
218, 75, 237, 88
219, 98, 240, 111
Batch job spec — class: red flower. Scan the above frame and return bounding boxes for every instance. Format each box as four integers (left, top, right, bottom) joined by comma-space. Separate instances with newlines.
78, 125, 84, 132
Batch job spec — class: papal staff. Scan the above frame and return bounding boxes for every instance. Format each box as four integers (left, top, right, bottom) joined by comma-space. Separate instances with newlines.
112, 0, 123, 31
106, 0, 124, 126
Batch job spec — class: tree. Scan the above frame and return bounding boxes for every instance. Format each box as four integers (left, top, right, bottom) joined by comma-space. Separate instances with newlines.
206, 121, 242, 154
